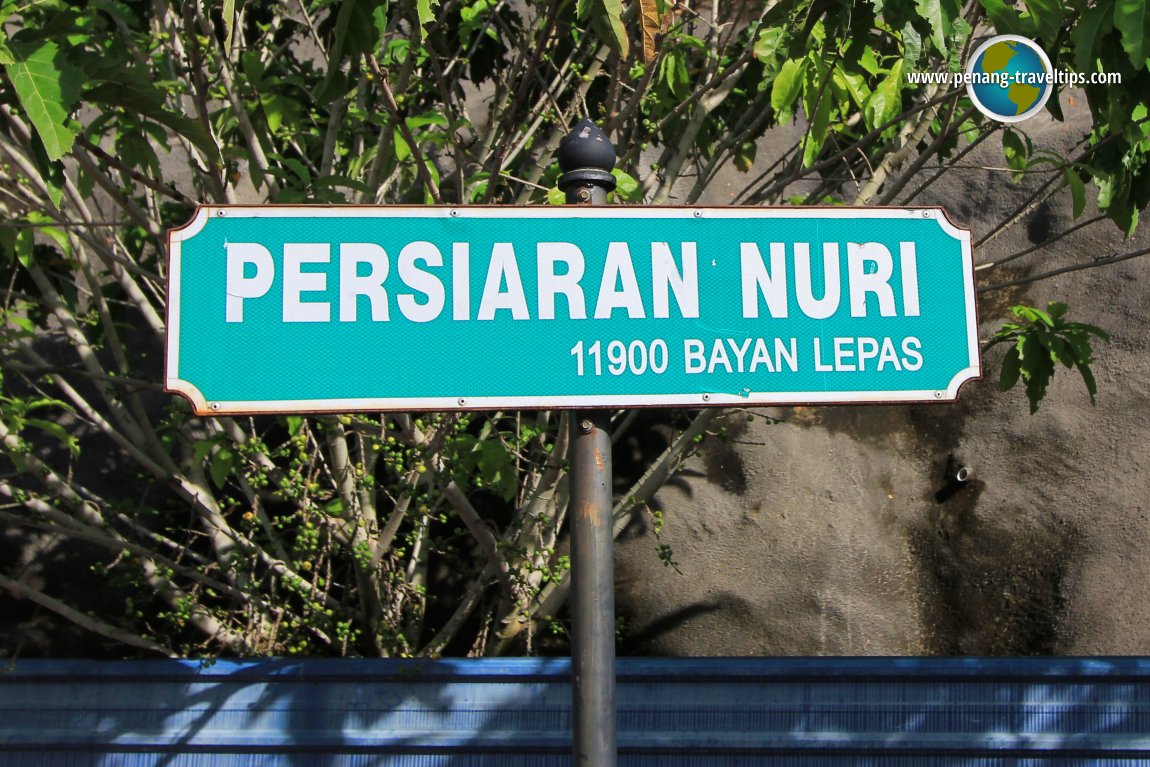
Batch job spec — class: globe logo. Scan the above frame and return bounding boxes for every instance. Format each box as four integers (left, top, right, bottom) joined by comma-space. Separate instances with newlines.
966, 35, 1053, 123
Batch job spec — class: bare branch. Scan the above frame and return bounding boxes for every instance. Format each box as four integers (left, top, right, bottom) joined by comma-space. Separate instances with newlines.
444, 481, 512, 592
365, 54, 443, 204
489, 409, 721, 655
978, 245, 1150, 294
0, 571, 175, 656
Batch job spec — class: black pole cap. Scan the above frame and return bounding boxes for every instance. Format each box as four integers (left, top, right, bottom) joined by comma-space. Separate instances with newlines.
557, 118, 616, 173
557, 118, 616, 194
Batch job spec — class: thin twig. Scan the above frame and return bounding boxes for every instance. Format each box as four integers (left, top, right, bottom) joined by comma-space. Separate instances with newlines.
978, 246, 1150, 294
365, 54, 443, 204
976, 214, 1107, 272
76, 138, 196, 205
0, 571, 175, 656
444, 481, 513, 593
489, 408, 721, 655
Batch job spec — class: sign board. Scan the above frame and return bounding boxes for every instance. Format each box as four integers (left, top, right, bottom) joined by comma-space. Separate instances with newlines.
165, 206, 979, 414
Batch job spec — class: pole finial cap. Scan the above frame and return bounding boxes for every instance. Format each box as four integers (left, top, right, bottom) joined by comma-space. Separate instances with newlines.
557, 118, 616, 173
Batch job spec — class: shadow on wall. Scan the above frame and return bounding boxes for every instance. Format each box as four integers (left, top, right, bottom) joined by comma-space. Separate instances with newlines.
2, 657, 1150, 765
912, 453, 1078, 656
613, 397, 1089, 658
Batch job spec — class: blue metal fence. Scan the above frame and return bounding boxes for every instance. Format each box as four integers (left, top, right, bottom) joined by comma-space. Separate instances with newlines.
3, 657, 1150, 765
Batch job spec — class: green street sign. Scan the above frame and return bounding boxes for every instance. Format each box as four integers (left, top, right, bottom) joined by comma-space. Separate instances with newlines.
165, 206, 980, 414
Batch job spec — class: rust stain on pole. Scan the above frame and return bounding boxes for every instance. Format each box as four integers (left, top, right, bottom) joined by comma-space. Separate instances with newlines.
581, 499, 602, 526
595, 447, 605, 471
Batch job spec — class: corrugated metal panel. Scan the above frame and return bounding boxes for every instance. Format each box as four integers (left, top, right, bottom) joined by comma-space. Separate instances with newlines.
2, 658, 1150, 765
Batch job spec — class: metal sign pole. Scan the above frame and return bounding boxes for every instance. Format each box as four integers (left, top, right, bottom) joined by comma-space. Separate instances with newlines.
558, 118, 618, 767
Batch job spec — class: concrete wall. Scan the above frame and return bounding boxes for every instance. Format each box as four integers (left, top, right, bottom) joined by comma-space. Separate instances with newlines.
616, 93, 1150, 656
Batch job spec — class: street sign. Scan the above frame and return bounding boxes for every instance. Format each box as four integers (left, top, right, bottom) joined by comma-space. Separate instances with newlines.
165, 206, 979, 414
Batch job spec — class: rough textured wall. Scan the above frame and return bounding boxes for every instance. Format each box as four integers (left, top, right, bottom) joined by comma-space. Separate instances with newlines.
616, 94, 1150, 656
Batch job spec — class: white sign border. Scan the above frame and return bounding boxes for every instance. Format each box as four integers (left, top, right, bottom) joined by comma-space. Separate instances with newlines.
166, 205, 980, 415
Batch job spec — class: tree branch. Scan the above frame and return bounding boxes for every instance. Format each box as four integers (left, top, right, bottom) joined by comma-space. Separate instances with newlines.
365, 54, 443, 204
0, 571, 175, 657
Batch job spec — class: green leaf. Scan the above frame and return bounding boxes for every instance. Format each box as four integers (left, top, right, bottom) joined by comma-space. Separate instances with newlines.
84, 74, 221, 165
864, 59, 903, 131
771, 58, 807, 124
1016, 325, 1043, 371
1018, 332, 1054, 414
945, 16, 973, 70
116, 128, 161, 178
0, 39, 12, 66
14, 229, 33, 268
1066, 321, 1110, 343
999, 345, 1022, 391
802, 57, 833, 167
1047, 301, 1069, 322
23, 211, 69, 256
25, 418, 79, 455
753, 26, 786, 69
315, 174, 373, 195
5, 41, 84, 161
222, 0, 239, 47
915, 0, 959, 54
466, 172, 491, 203
210, 446, 236, 489
978, 0, 1035, 37
901, 21, 923, 66
996, 302, 1109, 413
321, 0, 389, 98
280, 157, 312, 186
406, 113, 449, 130
285, 415, 304, 435
1115, 0, 1150, 69
27, 137, 66, 210
1071, 0, 1114, 75
1013, 304, 1053, 327
24, 396, 64, 413
1047, 336, 1075, 368
1061, 330, 1092, 363
1064, 167, 1086, 219
611, 168, 641, 201
834, 66, 871, 109
9, 315, 34, 336
1024, 367, 1051, 413
1096, 169, 1118, 210
733, 140, 756, 173
349, 0, 389, 54
547, 186, 566, 205
416, 0, 439, 40
589, 0, 630, 59
261, 93, 283, 133
477, 440, 516, 502
1024, 0, 1062, 44
393, 128, 411, 162
90, 0, 140, 29
193, 438, 217, 465
1001, 128, 1029, 182
660, 48, 688, 95
1074, 357, 1099, 405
